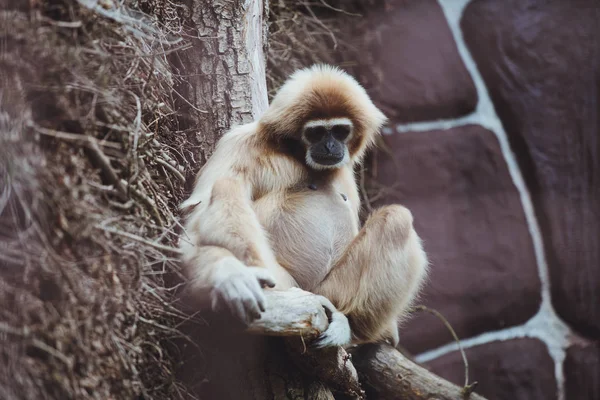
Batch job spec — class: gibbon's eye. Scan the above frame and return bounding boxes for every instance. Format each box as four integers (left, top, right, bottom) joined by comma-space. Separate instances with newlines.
304, 126, 327, 143
331, 124, 351, 141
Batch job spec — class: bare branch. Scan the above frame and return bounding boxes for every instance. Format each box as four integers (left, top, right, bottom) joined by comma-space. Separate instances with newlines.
246, 288, 329, 338
352, 343, 488, 400
245, 289, 488, 400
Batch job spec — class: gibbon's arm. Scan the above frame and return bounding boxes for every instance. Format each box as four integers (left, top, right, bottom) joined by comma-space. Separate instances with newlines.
179, 123, 282, 322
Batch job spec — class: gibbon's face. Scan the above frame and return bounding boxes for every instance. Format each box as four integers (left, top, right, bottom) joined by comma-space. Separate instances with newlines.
301, 117, 353, 170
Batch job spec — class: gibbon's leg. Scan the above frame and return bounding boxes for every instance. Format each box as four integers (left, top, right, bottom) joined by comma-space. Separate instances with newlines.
312, 205, 428, 345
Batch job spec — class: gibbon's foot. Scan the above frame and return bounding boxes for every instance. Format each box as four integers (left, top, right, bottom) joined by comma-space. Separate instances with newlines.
311, 295, 352, 348
211, 261, 276, 324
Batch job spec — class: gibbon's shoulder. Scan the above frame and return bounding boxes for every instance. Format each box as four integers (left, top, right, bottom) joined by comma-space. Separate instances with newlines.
211, 121, 263, 154
220, 121, 260, 141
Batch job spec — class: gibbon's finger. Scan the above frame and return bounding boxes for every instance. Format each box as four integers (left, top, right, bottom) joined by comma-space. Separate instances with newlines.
311, 334, 327, 349
211, 286, 231, 314
256, 290, 266, 313
238, 279, 262, 319
244, 296, 262, 321
232, 279, 261, 322
210, 289, 221, 312
221, 282, 249, 324
245, 278, 267, 313
311, 332, 342, 349
316, 296, 336, 320
311, 332, 341, 349
250, 268, 276, 288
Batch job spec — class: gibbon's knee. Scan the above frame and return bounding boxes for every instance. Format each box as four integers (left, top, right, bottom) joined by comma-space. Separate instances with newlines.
367, 204, 414, 244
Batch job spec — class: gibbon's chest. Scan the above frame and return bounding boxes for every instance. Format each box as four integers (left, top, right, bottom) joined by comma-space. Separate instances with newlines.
253, 176, 360, 291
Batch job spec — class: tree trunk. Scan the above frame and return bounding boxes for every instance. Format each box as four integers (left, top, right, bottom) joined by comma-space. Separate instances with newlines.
170, 0, 268, 173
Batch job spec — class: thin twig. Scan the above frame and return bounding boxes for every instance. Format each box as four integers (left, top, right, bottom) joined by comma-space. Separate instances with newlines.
0, 322, 28, 336
0, 169, 11, 216
30, 122, 129, 201
119, 179, 164, 225
411, 305, 473, 391
32, 339, 74, 368
86, 139, 129, 201
317, 0, 362, 17
29, 122, 122, 149
95, 225, 183, 255
172, 88, 209, 114
130, 91, 143, 158
302, 3, 338, 49
0, 322, 73, 367
155, 157, 186, 182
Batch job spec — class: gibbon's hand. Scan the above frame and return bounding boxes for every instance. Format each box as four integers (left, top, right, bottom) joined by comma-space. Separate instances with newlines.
211, 260, 276, 324
311, 295, 352, 348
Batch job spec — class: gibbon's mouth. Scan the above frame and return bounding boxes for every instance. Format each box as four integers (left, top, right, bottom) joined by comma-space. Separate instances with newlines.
311, 153, 344, 165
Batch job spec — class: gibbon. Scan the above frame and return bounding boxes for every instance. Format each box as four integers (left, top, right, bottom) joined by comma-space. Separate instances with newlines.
180, 64, 428, 347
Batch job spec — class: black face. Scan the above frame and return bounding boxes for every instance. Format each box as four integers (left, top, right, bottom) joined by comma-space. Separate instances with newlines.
304, 124, 352, 166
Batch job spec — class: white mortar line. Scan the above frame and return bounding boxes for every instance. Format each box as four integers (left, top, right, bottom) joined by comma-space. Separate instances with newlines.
389, 108, 496, 135
387, 113, 472, 134
394, 1, 575, 398
415, 300, 573, 366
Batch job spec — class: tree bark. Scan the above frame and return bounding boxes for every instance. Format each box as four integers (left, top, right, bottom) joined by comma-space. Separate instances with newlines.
170, 0, 268, 173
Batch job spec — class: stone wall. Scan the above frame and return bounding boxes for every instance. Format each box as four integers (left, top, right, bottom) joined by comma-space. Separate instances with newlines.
352, 1, 599, 399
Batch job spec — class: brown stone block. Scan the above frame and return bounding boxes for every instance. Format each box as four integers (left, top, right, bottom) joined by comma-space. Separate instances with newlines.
425, 338, 557, 400
462, 0, 600, 338
351, 0, 477, 122
564, 342, 600, 400
371, 125, 540, 353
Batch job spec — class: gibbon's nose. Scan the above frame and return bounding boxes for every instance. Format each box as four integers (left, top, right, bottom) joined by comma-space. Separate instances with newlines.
325, 140, 336, 153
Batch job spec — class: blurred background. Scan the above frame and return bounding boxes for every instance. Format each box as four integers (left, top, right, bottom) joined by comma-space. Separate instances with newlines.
1, 0, 598, 399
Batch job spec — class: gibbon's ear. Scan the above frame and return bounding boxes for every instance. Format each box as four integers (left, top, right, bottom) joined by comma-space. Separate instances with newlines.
258, 64, 387, 161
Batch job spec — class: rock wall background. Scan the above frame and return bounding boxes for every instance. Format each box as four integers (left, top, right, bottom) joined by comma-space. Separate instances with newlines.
344, 0, 599, 399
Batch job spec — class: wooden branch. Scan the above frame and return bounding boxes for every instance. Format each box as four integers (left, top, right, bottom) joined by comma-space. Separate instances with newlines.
246, 288, 363, 398
246, 288, 329, 338
246, 289, 487, 400
286, 340, 364, 400
351, 343, 488, 400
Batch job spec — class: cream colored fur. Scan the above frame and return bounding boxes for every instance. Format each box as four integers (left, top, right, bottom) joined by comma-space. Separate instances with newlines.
180, 65, 428, 347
